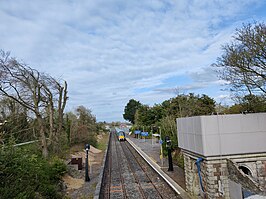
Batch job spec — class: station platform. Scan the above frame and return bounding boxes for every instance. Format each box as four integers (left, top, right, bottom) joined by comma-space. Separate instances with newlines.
126, 135, 186, 192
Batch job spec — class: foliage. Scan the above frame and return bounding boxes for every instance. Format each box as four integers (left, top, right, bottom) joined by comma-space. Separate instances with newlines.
173, 151, 184, 169
159, 115, 178, 148
0, 98, 34, 144
96, 133, 110, 151
134, 105, 149, 126
213, 22, 266, 95
134, 94, 215, 138
123, 99, 142, 124
131, 93, 215, 138
66, 106, 98, 147
96, 122, 109, 134
163, 93, 216, 118
0, 145, 66, 199
49, 156, 68, 181
65, 114, 71, 144
135, 104, 166, 126
130, 94, 216, 160
221, 94, 266, 114
0, 50, 68, 158
239, 94, 266, 112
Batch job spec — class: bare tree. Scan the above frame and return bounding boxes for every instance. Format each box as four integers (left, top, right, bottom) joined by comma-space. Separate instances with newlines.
0, 50, 68, 157
213, 22, 266, 95
55, 80, 68, 134
42, 77, 68, 154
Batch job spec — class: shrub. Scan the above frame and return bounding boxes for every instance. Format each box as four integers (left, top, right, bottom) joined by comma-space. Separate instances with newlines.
87, 134, 98, 147
0, 145, 66, 199
172, 149, 184, 169
49, 156, 67, 182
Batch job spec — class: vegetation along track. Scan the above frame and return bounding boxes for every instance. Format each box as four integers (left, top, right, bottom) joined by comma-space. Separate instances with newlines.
99, 132, 182, 199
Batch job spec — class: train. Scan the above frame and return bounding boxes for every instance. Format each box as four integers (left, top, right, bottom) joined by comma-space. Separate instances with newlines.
114, 127, 126, 141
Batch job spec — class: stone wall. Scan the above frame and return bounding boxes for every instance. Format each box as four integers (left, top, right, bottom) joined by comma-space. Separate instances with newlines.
256, 160, 266, 193
231, 155, 266, 193
184, 153, 230, 199
184, 154, 200, 197
227, 159, 261, 194
183, 152, 266, 199
201, 160, 230, 199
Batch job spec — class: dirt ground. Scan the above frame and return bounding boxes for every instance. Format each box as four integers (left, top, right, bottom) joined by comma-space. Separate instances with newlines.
63, 135, 108, 199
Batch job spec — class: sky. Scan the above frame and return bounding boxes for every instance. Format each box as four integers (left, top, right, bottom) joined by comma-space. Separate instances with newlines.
0, 0, 266, 122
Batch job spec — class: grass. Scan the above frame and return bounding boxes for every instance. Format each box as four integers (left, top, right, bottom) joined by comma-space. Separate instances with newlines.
97, 133, 109, 151
172, 149, 184, 169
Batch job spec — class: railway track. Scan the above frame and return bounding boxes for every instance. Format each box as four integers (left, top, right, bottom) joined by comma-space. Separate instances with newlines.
99, 132, 183, 199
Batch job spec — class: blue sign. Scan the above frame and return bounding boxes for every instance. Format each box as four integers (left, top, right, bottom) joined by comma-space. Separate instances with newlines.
159, 139, 163, 145
134, 130, 141, 134
141, 132, 149, 137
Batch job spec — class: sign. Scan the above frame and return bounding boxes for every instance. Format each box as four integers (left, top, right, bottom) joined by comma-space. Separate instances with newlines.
159, 139, 163, 145
134, 130, 141, 134
141, 132, 149, 137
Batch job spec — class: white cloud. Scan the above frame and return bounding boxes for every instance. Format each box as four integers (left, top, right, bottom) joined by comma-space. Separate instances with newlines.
0, 0, 265, 121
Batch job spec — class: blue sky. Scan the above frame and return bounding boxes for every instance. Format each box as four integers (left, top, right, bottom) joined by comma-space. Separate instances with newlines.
0, 0, 266, 122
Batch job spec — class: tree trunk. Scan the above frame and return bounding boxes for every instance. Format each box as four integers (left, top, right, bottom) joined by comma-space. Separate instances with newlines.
37, 116, 48, 158
57, 81, 68, 134
48, 104, 54, 140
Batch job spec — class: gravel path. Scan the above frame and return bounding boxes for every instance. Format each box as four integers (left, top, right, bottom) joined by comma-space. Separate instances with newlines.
65, 148, 106, 198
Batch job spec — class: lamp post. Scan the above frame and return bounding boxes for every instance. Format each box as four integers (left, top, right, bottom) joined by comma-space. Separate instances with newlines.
165, 136, 173, 171
85, 144, 90, 182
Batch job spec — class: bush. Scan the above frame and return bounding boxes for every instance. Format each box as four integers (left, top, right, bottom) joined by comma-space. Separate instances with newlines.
172, 149, 184, 169
0, 145, 66, 199
49, 156, 67, 182
87, 134, 98, 147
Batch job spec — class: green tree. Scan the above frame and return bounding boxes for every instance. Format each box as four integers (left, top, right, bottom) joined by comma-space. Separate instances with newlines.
240, 94, 266, 112
123, 99, 142, 124
196, 94, 216, 115
224, 94, 266, 114
224, 104, 244, 114
213, 22, 266, 95
134, 104, 149, 126
66, 106, 98, 146
164, 93, 216, 118
135, 104, 166, 127
133, 93, 216, 129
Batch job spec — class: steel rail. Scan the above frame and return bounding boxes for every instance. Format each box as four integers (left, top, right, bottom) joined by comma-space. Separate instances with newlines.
121, 141, 163, 199
126, 138, 191, 199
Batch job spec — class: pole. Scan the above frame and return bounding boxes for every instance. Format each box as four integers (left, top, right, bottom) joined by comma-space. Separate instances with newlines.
142, 126, 144, 140
85, 144, 90, 182
152, 133, 153, 147
159, 127, 163, 166
168, 147, 173, 171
